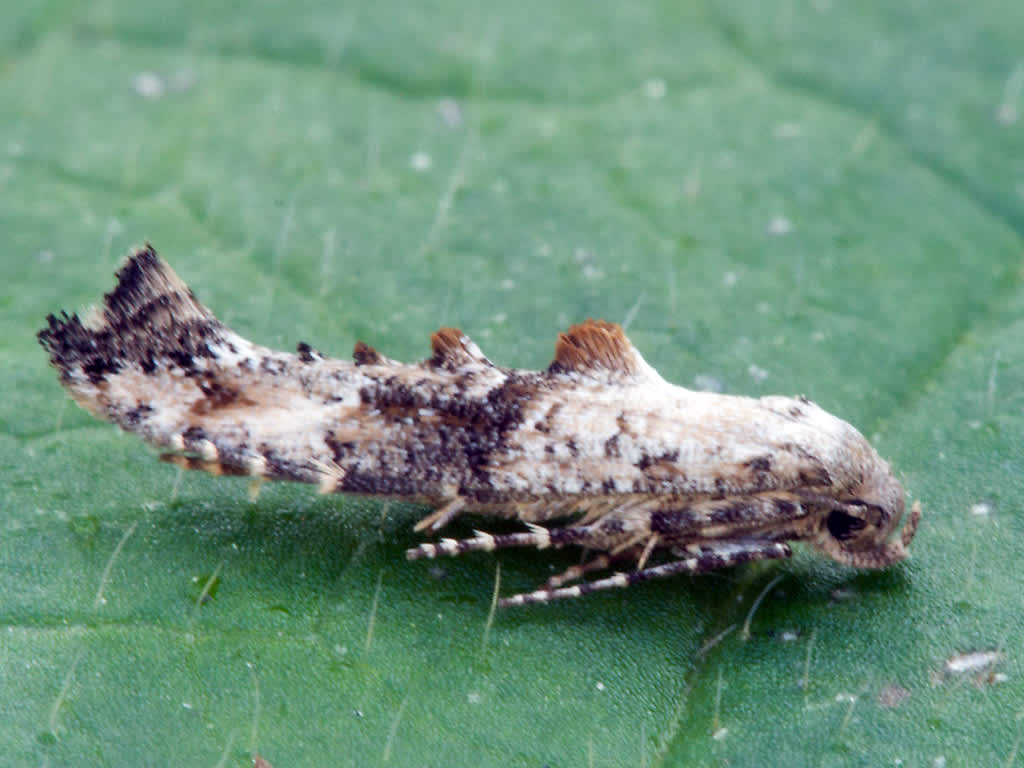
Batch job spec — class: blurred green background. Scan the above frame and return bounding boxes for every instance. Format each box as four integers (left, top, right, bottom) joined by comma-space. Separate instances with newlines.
3, 2, 1023, 766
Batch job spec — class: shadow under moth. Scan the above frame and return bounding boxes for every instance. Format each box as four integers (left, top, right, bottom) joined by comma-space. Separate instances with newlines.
39, 246, 920, 606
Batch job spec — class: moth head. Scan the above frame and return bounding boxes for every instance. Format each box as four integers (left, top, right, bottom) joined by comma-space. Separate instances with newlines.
813, 466, 921, 568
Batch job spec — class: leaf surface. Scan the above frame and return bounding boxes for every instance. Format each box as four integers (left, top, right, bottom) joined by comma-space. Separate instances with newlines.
2, 2, 1023, 765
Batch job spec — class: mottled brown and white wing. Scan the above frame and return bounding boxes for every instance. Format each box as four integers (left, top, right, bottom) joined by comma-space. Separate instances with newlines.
40, 245, 919, 606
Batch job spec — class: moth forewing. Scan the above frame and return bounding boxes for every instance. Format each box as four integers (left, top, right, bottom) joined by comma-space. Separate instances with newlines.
39, 245, 920, 606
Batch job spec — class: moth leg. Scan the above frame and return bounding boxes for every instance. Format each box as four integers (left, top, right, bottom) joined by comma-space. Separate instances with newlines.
543, 549, 639, 589
406, 523, 590, 561
162, 453, 252, 477
499, 540, 793, 607
546, 532, 662, 588
635, 533, 660, 570
161, 450, 272, 480
413, 497, 467, 532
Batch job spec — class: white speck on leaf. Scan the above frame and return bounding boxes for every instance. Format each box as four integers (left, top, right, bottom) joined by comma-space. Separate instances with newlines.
133, 72, 165, 100
410, 151, 432, 171
438, 98, 464, 127
944, 650, 1002, 679
774, 122, 803, 139
645, 78, 667, 100
767, 215, 792, 236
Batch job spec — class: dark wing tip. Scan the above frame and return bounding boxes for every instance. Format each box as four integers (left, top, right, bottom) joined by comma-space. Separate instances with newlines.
102, 243, 209, 328
38, 310, 86, 375
38, 244, 222, 384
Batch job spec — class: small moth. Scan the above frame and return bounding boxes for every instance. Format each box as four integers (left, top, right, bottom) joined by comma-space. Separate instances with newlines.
40, 246, 920, 607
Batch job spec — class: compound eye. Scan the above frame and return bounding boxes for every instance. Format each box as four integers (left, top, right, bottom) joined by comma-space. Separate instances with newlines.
826, 510, 867, 542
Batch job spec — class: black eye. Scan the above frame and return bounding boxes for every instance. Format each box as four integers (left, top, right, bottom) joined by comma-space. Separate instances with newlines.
827, 510, 866, 541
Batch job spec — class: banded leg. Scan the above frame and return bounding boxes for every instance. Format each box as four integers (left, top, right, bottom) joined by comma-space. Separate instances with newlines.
543, 549, 642, 589
499, 540, 793, 607
544, 532, 662, 589
406, 523, 591, 561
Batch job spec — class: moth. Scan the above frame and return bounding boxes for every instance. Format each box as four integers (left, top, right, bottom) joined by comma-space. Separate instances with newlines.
40, 245, 920, 607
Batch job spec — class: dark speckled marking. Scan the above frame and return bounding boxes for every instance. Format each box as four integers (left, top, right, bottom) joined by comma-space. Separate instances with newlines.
41, 312, 222, 384
649, 497, 806, 536
122, 403, 153, 426
533, 402, 562, 434
799, 467, 832, 487
604, 434, 621, 458
784, 443, 833, 488
650, 509, 701, 535
342, 371, 545, 500
707, 501, 758, 526
597, 517, 625, 535
259, 356, 288, 376
296, 342, 318, 362
191, 377, 253, 414
747, 456, 772, 473
637, 449, 680, 471
181, 425, 207, 445
745, 455, 774, 490
38, 247, 231, 386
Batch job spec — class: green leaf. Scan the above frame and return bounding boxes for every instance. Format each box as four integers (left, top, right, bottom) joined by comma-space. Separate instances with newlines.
3, 2, 1023, 766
